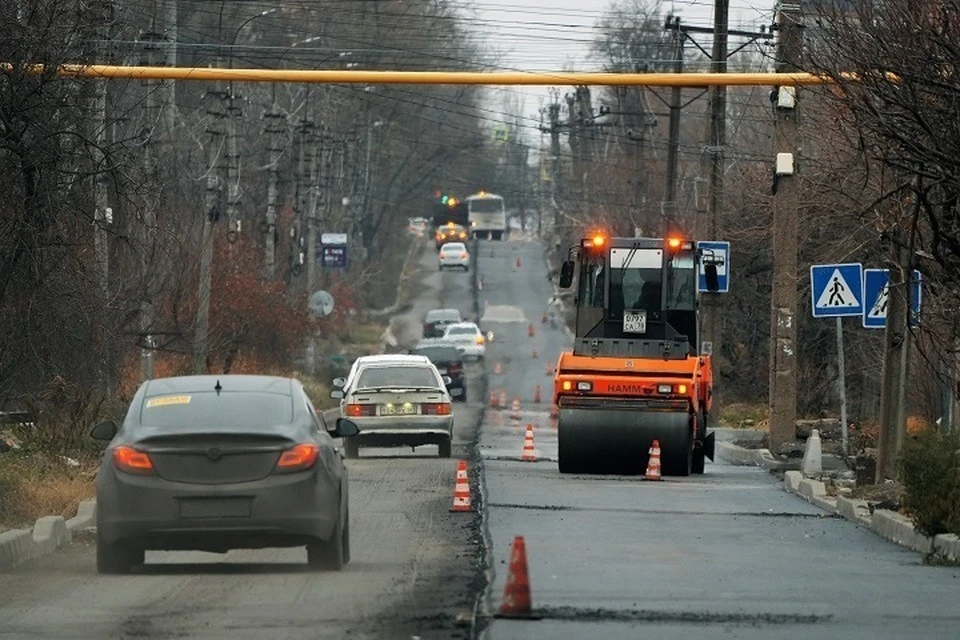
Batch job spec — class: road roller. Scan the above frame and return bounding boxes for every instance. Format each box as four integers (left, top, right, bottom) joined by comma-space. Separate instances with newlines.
553, 233, 720, 476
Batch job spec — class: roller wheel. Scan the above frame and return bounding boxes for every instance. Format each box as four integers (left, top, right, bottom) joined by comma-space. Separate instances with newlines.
661, 426, 693, 477
558, 420, 588, 474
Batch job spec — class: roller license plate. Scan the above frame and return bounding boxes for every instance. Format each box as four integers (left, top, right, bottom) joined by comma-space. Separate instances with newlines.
379, 404, 419, 416
623, 311, 647, 334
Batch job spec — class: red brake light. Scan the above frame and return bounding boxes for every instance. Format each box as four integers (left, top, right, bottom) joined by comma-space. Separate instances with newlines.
276, 444, 319, 473
460, 252, 467, 259
440, 252, 446, 259
112, 446, 153, 475
421, 402, 452, 415
346, 403, 376, 417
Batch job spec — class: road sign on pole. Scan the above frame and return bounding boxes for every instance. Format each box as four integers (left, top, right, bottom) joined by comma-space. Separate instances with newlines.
697, 241, 729, 293
862, 268, 922, 329
811, 263, 863, 318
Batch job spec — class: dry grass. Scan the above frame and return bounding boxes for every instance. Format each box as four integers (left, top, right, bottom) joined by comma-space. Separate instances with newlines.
0, 452, 96, 529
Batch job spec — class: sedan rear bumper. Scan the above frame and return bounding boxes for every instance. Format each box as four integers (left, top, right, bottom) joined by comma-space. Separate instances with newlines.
96, 469, 340, 550
350, 415, 453, 447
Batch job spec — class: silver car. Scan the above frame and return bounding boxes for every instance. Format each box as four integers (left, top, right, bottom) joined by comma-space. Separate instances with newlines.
331, 355, 454, 458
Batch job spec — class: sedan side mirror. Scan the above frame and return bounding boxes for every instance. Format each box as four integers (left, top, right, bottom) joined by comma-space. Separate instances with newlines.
330, 389, 344, 399
332, 377, 346, 388
442, 376, 453, 385
90, 420, 118, 441
332, 417, 361, 438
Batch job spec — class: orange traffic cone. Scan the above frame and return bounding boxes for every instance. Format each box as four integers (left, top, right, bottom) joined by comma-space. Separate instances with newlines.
511, 397, 521, 420
646, 440, 662, 481
495, 361, 503, 375
489, 391, 498, 409
497, 536, 539, 618
450, 460, 473, 512
534, 385, 542, 403
499, 391, 507, 409
528, 323, 535, 338
516, 256, 522, 268
521, 425, 537, 462
541, 311, 548, 324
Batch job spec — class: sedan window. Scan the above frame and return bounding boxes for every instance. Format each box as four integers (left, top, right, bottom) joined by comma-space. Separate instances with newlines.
357, 366, 440, 389
447, 326, 477, 335
140, 391, 293, 429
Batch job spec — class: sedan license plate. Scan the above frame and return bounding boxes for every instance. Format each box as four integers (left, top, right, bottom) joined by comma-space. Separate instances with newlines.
623, 311, 647, 334
379, 403, 419, 416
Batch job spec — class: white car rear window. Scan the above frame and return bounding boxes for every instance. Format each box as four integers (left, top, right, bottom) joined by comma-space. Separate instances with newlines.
358, 366, 439, 389
447, 326, 476, 335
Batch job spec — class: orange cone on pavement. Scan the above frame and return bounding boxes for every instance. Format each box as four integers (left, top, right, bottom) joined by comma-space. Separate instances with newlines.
499, 391, 507, 409
497, 536, 537, 618
450, 460, 473, 512
542, 311, 548, 323
528, 323, 535, 338
645, 440, 662, 481
511, 397, 521, 419
534, 385, 542, 403
516, 256, 522, 268
489, 391, 499, 409
521, 425, 537, 461
495, 361, 503, 375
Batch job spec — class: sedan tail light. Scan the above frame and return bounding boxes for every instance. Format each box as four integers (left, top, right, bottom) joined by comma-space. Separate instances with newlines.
460, 252, 468, 259
275, 443, 320, 473
439, 252, 446, 259
346, 403, 377, 417
421, 402, 452, 415
112, 446, 154, 475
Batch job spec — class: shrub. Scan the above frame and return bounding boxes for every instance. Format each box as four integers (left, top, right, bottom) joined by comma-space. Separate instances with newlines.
899, 429, 960, 537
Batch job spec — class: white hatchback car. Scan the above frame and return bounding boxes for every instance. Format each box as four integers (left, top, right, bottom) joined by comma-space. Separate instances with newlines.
441, 322, 486, 359
331, 355, 454, 458
438, 242, 470, 271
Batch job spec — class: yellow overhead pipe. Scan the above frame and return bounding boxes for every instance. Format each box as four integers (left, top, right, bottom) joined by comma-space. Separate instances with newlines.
3, 63, 849, 86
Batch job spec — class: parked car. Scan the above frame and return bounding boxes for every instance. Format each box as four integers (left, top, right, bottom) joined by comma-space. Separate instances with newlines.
90, 374, 359, 574
439, 242, 470, 271
409, 340, 467, 402
331, 354, 454, 459
441, 322, 486, 359
422, 308, 462, 338
435, 223, 469, 249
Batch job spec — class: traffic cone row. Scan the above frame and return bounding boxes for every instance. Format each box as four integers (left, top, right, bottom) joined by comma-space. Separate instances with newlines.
450, 460, 473, 512
521, 424, 537, 461
645, 440, 662, 481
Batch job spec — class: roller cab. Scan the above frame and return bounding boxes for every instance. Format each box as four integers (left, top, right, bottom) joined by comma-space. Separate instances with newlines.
553, 234, 720, 476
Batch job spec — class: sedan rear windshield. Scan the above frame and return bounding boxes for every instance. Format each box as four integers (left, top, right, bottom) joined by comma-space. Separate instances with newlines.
357, 366, 440, 389
410, 347, 461, 363
140, 392, 293, 429
442, 243, 466, 251
447, 326, 477, 335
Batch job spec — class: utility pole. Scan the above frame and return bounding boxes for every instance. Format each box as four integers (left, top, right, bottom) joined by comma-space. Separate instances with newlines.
664, 16, 685, 231
159, 0, 177, 141
305, 127, 324, 293
262, 86, 286, 280
769, 2, 803, 453
876, 230, 911, 481
701, 0, 729, 388
543, 100, 562, 232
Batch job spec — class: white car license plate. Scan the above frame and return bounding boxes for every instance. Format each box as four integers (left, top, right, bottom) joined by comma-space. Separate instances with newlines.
623, 311, 647, 334
379, 403, 419, 416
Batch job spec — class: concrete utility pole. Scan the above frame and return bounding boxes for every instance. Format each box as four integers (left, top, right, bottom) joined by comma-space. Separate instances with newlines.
664, 15, 685, 217
262, 89, 286, 280
768, 2, 803, 453
305, 127, 324, 293
540, 99, 563, 232
876, 230, 911, 482
158, 0, 177, 140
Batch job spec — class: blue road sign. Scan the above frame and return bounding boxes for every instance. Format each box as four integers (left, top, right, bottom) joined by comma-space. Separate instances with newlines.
320, 244, 348, 269
811, 263, 863, 318
697, 241, 730, 293
862, 268, 921, 329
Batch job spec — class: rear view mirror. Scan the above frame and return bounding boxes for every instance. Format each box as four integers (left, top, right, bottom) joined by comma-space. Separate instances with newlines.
449, 387, 464, 397
559, 260, 575, 288
332, 417, 360, 438
332, 377, 346, 388
330, 389, 344, 399
90, 420, 118, 441
442, 376, 453, 385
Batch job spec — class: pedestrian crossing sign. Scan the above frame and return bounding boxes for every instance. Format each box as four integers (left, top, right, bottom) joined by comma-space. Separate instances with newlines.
862, 268, 922, 329
810, 263, 863, 318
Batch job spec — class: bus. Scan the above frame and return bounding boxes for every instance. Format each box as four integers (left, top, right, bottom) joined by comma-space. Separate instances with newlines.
466, 192, 507, 240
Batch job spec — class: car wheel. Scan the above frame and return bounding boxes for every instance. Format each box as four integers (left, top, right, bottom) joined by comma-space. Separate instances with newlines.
97, 535, 135, 574
438, 438, 452, 458
343, 437, 359, 459
307, 514, 344, 571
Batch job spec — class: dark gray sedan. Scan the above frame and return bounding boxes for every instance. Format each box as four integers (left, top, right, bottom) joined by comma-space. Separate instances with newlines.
90, 375, 360, 574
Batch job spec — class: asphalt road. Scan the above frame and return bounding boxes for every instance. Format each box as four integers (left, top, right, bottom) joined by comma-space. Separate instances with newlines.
0, 243, 486, 640
473, 237, 960, 640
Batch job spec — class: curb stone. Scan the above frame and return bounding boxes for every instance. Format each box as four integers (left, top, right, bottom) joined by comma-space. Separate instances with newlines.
0, 498, 96, 571
783, 470, 960, 562
715, 440, 791, 471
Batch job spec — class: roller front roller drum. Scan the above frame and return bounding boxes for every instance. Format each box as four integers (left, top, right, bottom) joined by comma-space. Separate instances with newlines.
557, 408, 693, 476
